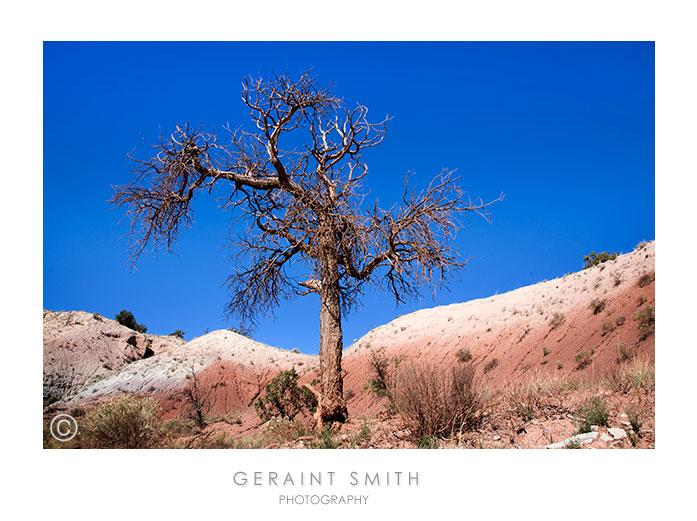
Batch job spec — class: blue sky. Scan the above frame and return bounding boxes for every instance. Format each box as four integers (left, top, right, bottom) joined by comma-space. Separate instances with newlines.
43, 42, 654, 353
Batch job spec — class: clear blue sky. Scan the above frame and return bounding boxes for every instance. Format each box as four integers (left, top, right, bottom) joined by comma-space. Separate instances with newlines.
43, 42, 654, 353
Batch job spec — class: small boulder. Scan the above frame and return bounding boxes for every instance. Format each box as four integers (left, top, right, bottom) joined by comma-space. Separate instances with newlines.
608, 427, 627, 440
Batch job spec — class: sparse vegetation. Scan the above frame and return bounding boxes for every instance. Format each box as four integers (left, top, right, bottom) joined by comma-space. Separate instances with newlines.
635, 241, 648, 251
635, 305, 655, 339
583, 251, 619, 270
228, 322, 254, 338
254, 368, 317, 421
601, 318, 615, 333
355, 420, 371, 445
590, 298, 606, 315
603, 359, 655, 394
456, 348, 473, 363
365, 347, 405, 401
615, 342, 632, 364
575, 396, 609, 433
503, 380, 546, 423
80, 395, 162, 448
115, 309, 147, 333
183, 364, 215, 429
615, 316, 626, 327
626, 405, 645, 436
169, 329, 185, 339
549, 312, 565, 330
418, 435, 440, 449
638, 270, 655, 288
542, 346, 551, 357
312, 426, 340, 449
574, 349, 594, 370
391, 363, 482, 440
262, 417, 312, 446
484, 358, 499, 373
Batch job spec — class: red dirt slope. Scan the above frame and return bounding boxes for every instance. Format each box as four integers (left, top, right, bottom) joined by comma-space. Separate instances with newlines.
338, 242, 654, 418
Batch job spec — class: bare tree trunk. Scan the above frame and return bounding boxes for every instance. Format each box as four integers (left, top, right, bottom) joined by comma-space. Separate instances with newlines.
318, 231, 349, 424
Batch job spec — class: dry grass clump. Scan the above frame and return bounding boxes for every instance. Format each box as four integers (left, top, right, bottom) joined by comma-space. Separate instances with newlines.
549, 312, 566, 329
575, 396, 609, 433
483, 358, 499, 373
391, 363, 483, 440
615, 342, 632, 364
455, 348, 473, 363
574, 349, 595, 370
502, 381, 544, 422
635, 305, 655, 340
80, 395, 163, 448
602, 359, 655, 394
261, 417, 312, 445
637, 270, 655, 288
590, 298, 606, 315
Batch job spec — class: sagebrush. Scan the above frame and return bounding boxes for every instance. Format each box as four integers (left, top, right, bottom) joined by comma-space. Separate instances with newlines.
254, 368, 316, 421
80, 395, 162, 448
391, 363, 482, 440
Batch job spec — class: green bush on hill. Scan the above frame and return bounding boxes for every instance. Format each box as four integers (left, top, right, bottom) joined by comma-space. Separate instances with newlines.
115, 309, 147, 333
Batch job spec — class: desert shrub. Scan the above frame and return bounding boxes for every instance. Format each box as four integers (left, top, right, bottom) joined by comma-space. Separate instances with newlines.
483, 358, 499, 373
391, 363, 482, 439
590, 298, 606, 315
312, 426, 340, 449
603, 359, 655, 393
169, 329, 185, 339
625, 405, 644, 435
583, 251, 619, 269
365, 347, 405, 400
227, 322, 254, 337
115, 310, 147, 334
575, 396, 609, 433
637, 270, 655, 288
92, 312, 102, 321
549, 312, 566, 329
418, 435, 440, 449
635, 305, 655, 339
601, 319, 615, 333
254, 368, 316, 421
635, 241, 648, 251
455, 348, 473, 363
183, 365, 215, 429
574, 349, 594, 370
504, 381, 544, 422
615, 342, 632, 364
80, 395, 162, 448
262, 417, 312, 445
291, 348, 300, 354
354, 420, 371, 445
615, 316, 626, 327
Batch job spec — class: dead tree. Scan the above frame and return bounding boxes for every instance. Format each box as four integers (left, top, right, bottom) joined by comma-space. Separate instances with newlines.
183, 363, 216, 429
112, 72, 502, 424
